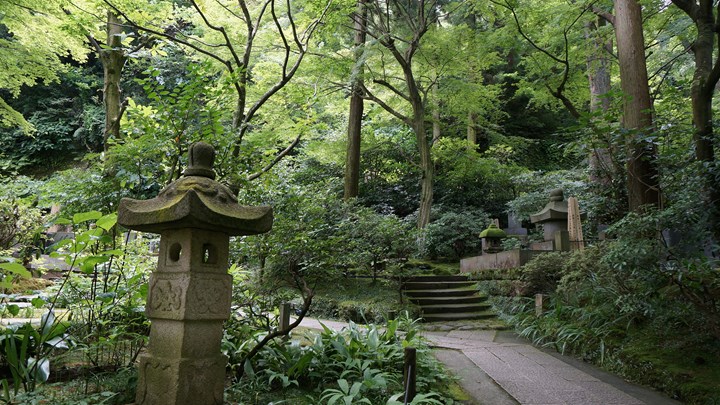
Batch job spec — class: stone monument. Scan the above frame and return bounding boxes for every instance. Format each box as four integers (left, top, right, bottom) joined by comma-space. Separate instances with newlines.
504, 212, 528, 236
118, 142, 273, 405
530, 189, 569, 243
567, 196, 584, 250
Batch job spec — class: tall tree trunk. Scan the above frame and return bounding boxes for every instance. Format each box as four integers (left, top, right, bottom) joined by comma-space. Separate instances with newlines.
101, 11, 126, 151
671, 0, 720, 239
586, 17, 614, 184
415, 113, 433, 229
614, 0, 661, 211
359, 0, 435, 228
345, 94, 363, 200
467, 112, 478, 146
432, 107, 441, 144
344, 0, 367, 200
431, 81, 441, 144
586, 18, 612, 113
690, 14, 718, 234
403, 66, 433, 229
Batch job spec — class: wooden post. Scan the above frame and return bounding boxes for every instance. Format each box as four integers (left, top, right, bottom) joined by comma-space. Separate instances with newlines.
535, 294, 546, 317
403, 347, 417, 403
567, 197, 584, 250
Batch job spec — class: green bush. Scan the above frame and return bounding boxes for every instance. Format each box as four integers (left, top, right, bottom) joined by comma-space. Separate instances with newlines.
518, 251, 569, 296
234, 175, 417, 288
0, 66, 104, 176
423, 208, 489, 261
0, 198, 44, 265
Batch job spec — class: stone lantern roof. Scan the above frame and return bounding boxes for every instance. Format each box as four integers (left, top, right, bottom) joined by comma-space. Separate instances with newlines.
118, 142, 273, 236
529, 189, 569, 224
479, 223, 507, 239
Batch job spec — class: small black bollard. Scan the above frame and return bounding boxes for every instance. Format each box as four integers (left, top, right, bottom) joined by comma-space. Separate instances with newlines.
403, 346, 417, 403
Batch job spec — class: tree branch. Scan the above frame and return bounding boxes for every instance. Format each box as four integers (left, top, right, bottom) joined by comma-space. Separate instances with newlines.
190, 0, 243, 69
591, 6, 615, 25
372, 79, 411, 102
672, 0, 698, 21
246, 134, 302, 181
234, 269, 315, 380
491, 0, 566, 65
493, 0, 584, 118
241, 0, 330, 130
101, 0, 235, 72
358, 83, 412, 126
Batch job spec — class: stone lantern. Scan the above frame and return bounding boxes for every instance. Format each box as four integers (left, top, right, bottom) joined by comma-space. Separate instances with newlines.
479, 223, 507, 253
118, 142, 272, 405
529, 189, 569, 242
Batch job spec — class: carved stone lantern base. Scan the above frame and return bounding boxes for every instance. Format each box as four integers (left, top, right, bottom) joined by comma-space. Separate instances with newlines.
135, 354, 227, 405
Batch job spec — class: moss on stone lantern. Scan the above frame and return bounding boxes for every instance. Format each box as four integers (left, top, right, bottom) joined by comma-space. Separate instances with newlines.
479, 223, 507, 253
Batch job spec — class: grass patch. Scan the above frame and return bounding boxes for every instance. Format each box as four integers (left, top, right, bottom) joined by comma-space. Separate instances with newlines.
609, 330, 720, 404
498, 297, 720, 405
405, 259, 460, 276
446, 381, 472, 402
309, 277, 420, 323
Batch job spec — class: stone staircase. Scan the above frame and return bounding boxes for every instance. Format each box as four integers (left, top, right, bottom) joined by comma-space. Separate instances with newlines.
402, 275, 496, 322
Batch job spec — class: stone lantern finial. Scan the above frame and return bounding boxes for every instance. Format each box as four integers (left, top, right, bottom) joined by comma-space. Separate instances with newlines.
549, 188, 563, 202
117, 142, 272, 405
184, 142, 216, 179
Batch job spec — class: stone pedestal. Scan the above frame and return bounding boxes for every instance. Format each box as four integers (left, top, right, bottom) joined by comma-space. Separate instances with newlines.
554, 230, 570, 251
118, 142, 273, 405
540, 220, 566, 242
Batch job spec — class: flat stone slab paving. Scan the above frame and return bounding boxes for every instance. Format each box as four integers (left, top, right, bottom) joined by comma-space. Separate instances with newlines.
296, 317, 681, 405
424, 329, 681, 405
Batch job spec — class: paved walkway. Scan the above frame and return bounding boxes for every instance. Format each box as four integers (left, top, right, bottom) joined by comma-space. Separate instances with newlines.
295, 317, 681, 405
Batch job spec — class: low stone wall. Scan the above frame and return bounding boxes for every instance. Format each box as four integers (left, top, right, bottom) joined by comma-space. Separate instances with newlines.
529, 241, 554, 251
460, 249, 546, 272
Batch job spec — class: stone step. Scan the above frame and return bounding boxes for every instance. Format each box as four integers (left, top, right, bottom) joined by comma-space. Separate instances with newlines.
408, 295, 489, 306
420, 302, 493, 314
404, 275, 470, 283
422, 310, 497, 322
403, 281, 476, 290
404, 287, 477, 298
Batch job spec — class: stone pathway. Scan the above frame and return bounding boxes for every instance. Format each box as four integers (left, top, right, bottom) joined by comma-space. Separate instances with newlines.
295, 317, 681, 405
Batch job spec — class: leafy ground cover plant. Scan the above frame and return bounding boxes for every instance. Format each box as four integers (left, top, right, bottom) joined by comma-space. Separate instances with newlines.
225, 314, 459, 404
